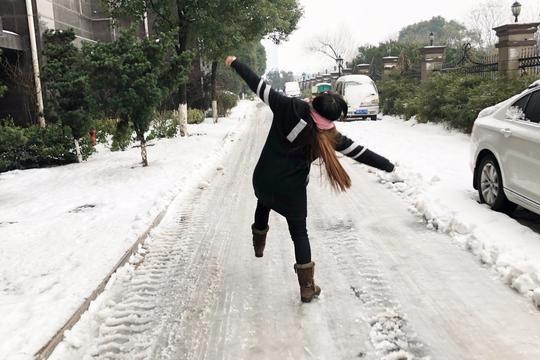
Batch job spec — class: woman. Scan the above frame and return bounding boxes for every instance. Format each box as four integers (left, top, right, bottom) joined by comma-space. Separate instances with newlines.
226, 56, 395, 303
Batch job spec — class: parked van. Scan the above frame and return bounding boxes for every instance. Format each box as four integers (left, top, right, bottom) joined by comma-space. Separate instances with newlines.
284, 81, 301, 98
335, 75, 379, 120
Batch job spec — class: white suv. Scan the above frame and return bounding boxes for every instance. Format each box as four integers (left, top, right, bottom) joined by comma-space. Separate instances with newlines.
471, 81, 540, 214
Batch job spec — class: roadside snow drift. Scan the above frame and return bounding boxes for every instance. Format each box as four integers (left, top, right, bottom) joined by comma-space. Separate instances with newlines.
337, 116, 540, 309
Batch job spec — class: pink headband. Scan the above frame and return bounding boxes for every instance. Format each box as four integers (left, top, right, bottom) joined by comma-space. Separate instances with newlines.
310, 109, 335, 130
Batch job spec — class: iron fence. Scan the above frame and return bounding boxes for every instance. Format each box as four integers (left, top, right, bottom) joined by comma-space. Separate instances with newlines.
441, 43, 499, 78
519, 46, 540, 75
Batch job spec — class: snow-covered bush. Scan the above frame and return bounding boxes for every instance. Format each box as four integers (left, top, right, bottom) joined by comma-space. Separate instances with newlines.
148, 111, 179, 140
187, 108, 205, 124
378, 71, 420, 119
93, 118, 134, 151
0, 119, 93, 172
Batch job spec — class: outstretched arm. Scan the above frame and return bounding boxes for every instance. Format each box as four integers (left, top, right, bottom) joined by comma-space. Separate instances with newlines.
226, 56, 291, 113
334, 132, 395, 172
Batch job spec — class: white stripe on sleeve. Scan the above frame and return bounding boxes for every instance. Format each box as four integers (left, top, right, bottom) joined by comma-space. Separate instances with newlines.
353, 147, 368, 159
339, 142, 359, 155
286, 119, 307, 142
256, 79, 264, 98
263, 85, 271, 105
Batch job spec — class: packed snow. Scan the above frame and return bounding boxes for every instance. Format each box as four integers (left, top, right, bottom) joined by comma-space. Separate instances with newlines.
0, 101, 255, 359
336, 116, 540, 308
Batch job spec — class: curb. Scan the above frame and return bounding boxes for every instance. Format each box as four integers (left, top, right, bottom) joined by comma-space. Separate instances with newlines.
34, 208, 169, 359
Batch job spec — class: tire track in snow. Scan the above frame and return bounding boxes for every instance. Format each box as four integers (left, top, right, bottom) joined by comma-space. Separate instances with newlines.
77, 187, 210, 359
308, 210, 429, 360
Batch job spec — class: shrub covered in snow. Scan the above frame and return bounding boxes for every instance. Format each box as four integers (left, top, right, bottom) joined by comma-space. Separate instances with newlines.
148, 111, 180, 140
0, 119, 93, 172
187, 108, 205, 124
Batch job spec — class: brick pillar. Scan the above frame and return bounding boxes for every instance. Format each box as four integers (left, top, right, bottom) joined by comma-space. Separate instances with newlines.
494, 22, 540, 77
420, 46, 445, 82
356, 63, 370, 75
382, 56, 399, 79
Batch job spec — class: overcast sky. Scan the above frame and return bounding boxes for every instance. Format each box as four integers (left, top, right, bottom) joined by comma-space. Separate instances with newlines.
262, 0, 540, 75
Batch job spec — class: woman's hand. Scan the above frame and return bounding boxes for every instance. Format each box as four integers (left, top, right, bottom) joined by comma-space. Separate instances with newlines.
225, 56, 237, 67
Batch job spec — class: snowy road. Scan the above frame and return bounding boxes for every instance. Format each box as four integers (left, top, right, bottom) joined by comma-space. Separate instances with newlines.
53, 104, 540, 360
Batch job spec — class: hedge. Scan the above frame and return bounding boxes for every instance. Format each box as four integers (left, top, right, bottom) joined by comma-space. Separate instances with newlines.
0, 120, 93, 173
378, 71, 538, 133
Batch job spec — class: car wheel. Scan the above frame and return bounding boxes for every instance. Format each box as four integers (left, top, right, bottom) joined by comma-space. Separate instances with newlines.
370, 115, 377, 121
477, 155, 514, 212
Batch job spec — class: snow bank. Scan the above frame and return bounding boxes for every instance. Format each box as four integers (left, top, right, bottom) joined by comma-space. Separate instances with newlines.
0, 101, 255, 359
337, 116, 540, 308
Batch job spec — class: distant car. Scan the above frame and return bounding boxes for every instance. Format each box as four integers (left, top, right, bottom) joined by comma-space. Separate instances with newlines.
284, 81, 301, 98
471, 80, 540, 214
335, 75, 379, 120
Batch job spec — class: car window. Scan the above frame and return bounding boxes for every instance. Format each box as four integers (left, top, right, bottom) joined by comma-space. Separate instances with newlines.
512, 94, 530, 112
508, 93, 530, 121
524, 91, 540, 123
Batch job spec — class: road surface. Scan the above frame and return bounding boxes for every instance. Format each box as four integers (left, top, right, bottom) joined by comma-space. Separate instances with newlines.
53, 103, 540, 360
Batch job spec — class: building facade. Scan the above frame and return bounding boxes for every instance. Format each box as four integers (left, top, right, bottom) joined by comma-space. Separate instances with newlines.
0, 0, 114, 125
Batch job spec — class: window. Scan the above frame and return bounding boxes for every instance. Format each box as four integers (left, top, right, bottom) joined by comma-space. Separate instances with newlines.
512, 94, 530, 112
508, 93, 531, 121
524, 91, 540, 123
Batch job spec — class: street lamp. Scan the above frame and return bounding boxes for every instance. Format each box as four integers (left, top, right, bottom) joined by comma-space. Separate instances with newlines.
512, 1, 522, 23
429, 31, 434, 46
302, 72, 306, 90
336, 56, 344, 77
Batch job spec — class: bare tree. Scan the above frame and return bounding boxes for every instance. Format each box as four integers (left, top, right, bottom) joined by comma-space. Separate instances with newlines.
307, 26, 357, 68
468, 0, 508, 49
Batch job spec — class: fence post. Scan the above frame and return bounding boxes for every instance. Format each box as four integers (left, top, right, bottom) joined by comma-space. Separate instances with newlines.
494, 22, 540, 77
382, 56, 399, 79
356, 63, 370, 75
420, 46, 446, 82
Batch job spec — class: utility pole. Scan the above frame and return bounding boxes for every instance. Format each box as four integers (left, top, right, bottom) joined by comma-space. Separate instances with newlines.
25, 0, 46, 127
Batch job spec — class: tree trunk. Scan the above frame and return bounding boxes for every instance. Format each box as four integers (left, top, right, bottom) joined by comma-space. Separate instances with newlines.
212, 100, 218, 124
178, 103, 188, 137
176, 0, 190, 137
74, 138, 82, 163
211, 60, 218, 123
140, 137, 148, 167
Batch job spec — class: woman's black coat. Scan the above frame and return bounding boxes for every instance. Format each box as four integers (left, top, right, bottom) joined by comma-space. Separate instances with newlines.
231, 60, 394, 219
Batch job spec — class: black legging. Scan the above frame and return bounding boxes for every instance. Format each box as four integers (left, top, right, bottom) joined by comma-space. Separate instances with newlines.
253, 201, 311, 264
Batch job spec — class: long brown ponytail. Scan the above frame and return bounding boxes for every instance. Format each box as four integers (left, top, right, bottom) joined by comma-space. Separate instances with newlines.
312, 128, 351, 192
309, 91, 352, 192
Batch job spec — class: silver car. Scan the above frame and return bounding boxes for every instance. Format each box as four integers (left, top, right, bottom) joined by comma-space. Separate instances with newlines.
471, 81, 540, 214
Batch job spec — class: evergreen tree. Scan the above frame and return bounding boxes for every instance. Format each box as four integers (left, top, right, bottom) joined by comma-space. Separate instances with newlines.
193, 0, 302, 122
41, 29, 93, 162
84, 29, 187, 166
398, 16, 478, 47
216, 41, 266, 96
106, 0, 302, 126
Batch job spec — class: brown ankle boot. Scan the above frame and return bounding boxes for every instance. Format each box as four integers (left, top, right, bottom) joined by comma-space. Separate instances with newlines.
294, 262, 322, 303
251, 224, 269, 258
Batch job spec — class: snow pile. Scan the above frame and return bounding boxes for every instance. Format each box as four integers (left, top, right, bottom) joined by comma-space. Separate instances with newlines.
0, 101, 255, 359
369, 309, 415, 360
337, 116, 540, 308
